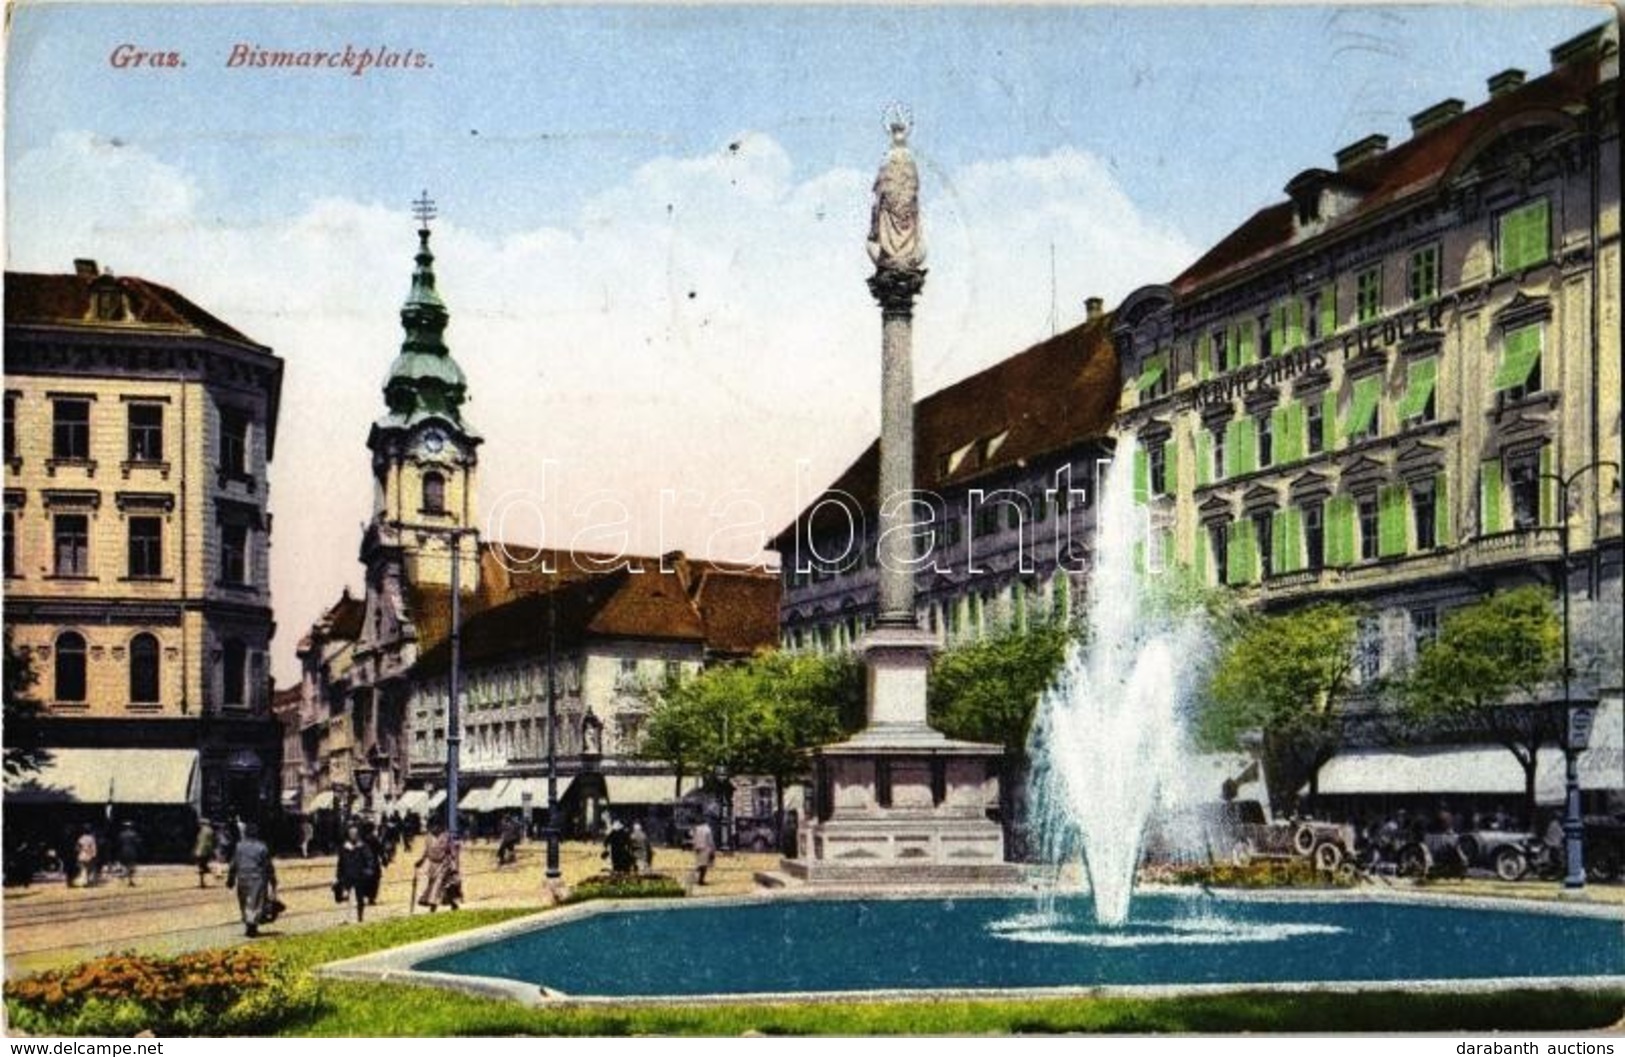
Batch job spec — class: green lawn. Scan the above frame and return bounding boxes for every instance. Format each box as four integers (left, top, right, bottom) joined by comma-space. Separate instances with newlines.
256, 911, 1625, 1036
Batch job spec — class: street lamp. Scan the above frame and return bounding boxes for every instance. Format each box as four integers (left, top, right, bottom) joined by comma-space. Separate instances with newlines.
543, 587, 561, 881
1539, 458, 1619, 891
354, 766, 376, 817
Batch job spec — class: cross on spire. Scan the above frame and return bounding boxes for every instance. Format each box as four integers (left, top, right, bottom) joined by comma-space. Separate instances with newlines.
411, 190, 438, 231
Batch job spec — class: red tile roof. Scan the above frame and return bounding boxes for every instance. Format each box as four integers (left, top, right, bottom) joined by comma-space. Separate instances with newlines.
1172, 54, 1605, 296
775, 311, 1119, 547
5, 269, 264, 348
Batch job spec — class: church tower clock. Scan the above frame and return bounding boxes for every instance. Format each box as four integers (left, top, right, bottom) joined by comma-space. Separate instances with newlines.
361, 193, 482, 593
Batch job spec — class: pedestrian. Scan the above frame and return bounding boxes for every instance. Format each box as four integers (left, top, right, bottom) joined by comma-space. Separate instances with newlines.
74, 826, 99, 888
629, 821, 652, 874
497, 814, 521, 866
602, 819, 635, 874
192, 820, 216, 888
300, 817, 315, 859
335, 823, 380, 923
414, 820, 461, 912
690, 819, 717, 885
225, 821, 277, 938
114, 820, 142, 886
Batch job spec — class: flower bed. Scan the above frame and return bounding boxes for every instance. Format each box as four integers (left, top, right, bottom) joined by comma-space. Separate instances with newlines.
1140, 859, 1357, 888
562, 871, 685, 904
4, 948, 318, 1036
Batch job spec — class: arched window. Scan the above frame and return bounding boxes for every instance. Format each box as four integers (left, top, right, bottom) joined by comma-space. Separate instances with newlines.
422, 471, 446, 515
223, 638, 246, 707
55, 631, 87, 702
130, 633, 160, 704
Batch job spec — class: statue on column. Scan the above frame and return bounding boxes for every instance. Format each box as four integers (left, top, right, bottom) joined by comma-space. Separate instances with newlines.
867, 107, 926, 273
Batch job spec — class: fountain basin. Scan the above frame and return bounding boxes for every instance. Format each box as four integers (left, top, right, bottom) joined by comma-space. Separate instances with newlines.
322, 890, 1624, 1003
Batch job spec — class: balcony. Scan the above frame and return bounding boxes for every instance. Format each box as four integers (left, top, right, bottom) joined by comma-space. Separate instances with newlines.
1461, 527, 1563, 568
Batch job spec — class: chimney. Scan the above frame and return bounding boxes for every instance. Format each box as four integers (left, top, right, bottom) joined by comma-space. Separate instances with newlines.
1334, 134, 1389, 172
1550, 24, 1606, 68
1409, 99, 1465, 136
1085, 297, 1104, 323
73, 259, 98, 278
1487, 69, 1526, 97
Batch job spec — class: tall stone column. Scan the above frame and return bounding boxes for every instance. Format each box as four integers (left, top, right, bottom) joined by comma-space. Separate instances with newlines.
868, 268, 926, 625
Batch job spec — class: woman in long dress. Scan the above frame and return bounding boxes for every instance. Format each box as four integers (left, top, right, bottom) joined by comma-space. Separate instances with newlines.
414, 820, 461, 912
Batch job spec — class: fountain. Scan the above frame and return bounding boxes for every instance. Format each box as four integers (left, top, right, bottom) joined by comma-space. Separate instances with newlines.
1026, 435, 1210, 926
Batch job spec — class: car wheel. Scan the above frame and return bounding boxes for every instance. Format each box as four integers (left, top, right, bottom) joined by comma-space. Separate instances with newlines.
1397, 843, 1430, 878
1292, 824, 1318, 857
1586, 851, 1621, 883
1493, 845, 1527, 882
1313, 841, 1343, 872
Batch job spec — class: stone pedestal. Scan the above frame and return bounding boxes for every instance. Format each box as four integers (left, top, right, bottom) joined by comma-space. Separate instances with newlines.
783, 626, 1019, 885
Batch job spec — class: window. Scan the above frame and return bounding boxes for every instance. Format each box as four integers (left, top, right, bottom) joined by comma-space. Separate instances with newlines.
1210, 524, 1229, 586
422, 471, 446, 515
1306, 292, 1323, 340
52, 399, 90, 460
127, 404, 163, 462
1211, 329, 1228, 376
1356, 617, 1381, 684
1304, 501, 1325, 571
1257, 312, 1274, 359
1148, 443, 1167, 496
1254, 511, 1274, 579
222, 639, 246, 707
1498, 199, 1550, 273
218, 410, 248, 478
1357, 494, 1379, 561
4, 394, 16, 463
1508, 456, 1540, 530
55, 631, 87, 702
3, 512, 15, 578
1412, 481, 1437, 550
1211, 427, 1227, 481
1343, 376, 1381, 443
1356, 267, 1382, 324
221, 523, 248, 584
127, 516, 162, 578
1397, 357, 1438, 426
1493, 324, 1543, 400
1411, 608, 1438, 658
1257, 414, 1274, 468
1306, 401, 1325, 454
129, 633, 159, 704
95, 286, 121, 321
619, 657, 638, 676
53, 514, 89, 577
1407, 245, 1440, 302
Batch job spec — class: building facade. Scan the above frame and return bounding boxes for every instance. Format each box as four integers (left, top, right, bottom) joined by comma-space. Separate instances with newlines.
284, 214, 780, 833
4, 259, 284, 844
1113, 26, 1621, 808
775, 303, 1119, 651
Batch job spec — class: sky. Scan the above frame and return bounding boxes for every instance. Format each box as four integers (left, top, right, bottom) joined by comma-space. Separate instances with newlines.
3, 1, 1611, 684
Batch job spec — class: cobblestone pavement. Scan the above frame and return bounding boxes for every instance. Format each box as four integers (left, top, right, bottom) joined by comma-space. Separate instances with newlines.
3, 839, 781, 978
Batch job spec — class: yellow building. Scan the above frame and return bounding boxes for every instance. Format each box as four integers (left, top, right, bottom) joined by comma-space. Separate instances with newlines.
4, 259, 283, 852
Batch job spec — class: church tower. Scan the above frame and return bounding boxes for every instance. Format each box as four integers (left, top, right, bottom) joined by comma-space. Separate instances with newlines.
361, 194, 482, 593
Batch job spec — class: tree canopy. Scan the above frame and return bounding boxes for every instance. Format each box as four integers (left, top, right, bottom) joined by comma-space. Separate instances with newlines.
3, 630, 49, 779
1400, 585, 1562, 822
1198, 602, 1362, 811
927, 619, 1070, 756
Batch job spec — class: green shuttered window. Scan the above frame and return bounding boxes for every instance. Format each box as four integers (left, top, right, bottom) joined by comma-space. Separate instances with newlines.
1319, 284, 1337, 338
1226, 518, 1257, 586
1492, 325, 1542, 392
1326, 495, 1356, 566
1133, 448, 1150, 505
1224, 418, 1257, 477
1272, 505, 1304, 575
1195, 431, 1212, 487
1395, 357, 1438, 423
1499, 199, 1550, 273
1539, 447, 1556, 526
1480, 460, 1504, 534
1136, 354, 1167, 393
1378, 485, 1408, 558
1342, 375, 1381, 439
1434, 472, 1451, 545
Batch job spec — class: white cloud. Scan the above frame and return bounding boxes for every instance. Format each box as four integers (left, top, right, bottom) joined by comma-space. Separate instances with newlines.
6, 131, 1197, 683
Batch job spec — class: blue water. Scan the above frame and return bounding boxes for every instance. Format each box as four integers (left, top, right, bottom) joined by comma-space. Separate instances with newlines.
416, 894, 1625, 997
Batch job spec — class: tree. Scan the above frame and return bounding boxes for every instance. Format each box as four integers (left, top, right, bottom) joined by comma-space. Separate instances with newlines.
1401, 586, 1562, 825
928, 619, 1070, 755
3, 629, 49, 779
639, 650, 863, 826
1199, 602, 1362, 814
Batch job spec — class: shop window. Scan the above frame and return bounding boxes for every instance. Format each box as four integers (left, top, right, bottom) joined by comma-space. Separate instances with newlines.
55, 631, 87, 702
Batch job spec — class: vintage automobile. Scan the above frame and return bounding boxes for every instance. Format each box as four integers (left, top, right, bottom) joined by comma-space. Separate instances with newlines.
1208, 801, 1356, 871
1455, 829, 1544, 881
1583, 815, 1625, 882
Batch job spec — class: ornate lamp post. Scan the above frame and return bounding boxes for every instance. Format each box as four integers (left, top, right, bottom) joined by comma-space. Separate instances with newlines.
354, 765, 376, 818
1539, 458, 1618, 890
544, 588, 561, 881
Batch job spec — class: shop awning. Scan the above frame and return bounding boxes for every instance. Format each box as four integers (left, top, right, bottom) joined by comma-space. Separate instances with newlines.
393, 790, 430, 815
458, 785, 497, 812
487, 777, 551, 811
1311, 703, 1621, 803
306, 790, 336, 812
602, 774, 702, 804
4, 749, 199, 807
425, 790, 447, 812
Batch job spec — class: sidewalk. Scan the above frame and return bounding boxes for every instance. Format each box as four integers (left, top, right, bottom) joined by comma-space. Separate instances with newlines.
3, 839, 780, 978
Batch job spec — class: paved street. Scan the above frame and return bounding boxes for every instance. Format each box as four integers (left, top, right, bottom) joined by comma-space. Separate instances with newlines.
2, 839, 781, 978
